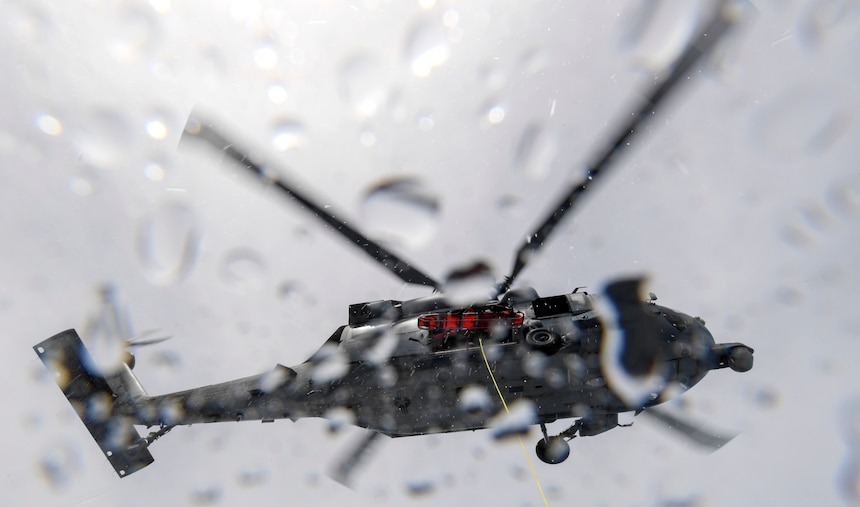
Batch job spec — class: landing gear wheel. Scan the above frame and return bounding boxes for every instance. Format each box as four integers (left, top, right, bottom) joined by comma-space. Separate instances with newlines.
526, 329, 562, 355
535, 437, 570, 464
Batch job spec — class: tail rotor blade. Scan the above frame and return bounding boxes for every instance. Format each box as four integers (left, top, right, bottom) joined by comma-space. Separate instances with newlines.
126, 330, 172, 348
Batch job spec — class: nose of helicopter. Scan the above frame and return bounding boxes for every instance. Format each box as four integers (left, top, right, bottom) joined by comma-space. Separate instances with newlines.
655, 307, 754, 389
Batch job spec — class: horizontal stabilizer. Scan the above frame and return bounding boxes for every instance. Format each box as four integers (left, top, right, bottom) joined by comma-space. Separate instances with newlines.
34, 329, 153, 478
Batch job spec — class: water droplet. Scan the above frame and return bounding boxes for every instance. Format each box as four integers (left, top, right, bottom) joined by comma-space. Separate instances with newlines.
417, 113, 435, 131
485, 104, 506, 125
828, 175, 860, 217
442, 8, 460, 29
798, 0, 860, 50
271, 119, 308, 152
496, 195, 520, 216
107, 4, 160, 63
76, 108, 133, 170
339, 53, 388, 117
135, 202, 201, 285
514, 123, 558, 179
69, 176, 94, 196
520, 47, 549, 77
361, 178, 439, 249
237, 468, 268, 487
405, 19, 450, 77
196, 44, 227, 80
839, 396, 860, 503
406, 479, 436, 497
267, 82, 288, 104
310, 344, 350, 383
36, 114, 62, 136
190, 485, 222, 505
619, 0, 701, 71
220, 249, 266, 293
443, 260, 495, 305
146, 119, 168, 140
489, 399, 537, 440
458, 385, 491, 414
259, 366, 291, 392
364, 330, 399, 365
8, 1, 52, 43
324, 406, 356, 432
149, 0, 171, 14
39, 442, 80, 490
254, 43, 279, 70
145, 108, 174, 141
145, 161, 166, 181
359, 129, 377, 147
753, 89, 850, 159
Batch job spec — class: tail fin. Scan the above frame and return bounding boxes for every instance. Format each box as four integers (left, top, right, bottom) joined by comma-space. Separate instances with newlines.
34, 329, 155, 478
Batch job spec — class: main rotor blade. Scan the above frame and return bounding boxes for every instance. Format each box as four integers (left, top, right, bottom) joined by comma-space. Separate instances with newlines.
641, 406, 737, 450
328, 430, 387, 487
499, 3, 737, 294
183, 116, 441, 290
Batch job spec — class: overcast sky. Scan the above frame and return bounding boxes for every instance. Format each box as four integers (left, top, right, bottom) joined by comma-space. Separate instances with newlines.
2, 1, 859, 505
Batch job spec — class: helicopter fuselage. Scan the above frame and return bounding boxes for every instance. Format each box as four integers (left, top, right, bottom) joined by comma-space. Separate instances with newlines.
134, 289, 742, 439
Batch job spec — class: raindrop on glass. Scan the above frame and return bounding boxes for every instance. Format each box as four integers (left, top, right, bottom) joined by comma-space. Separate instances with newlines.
36, 114, 62, 136
220, 248, 266, 293
442, 8, 460, 29
339, 53, 388, 118
69, 176, 94, 196
145, 109, 173, 141
619, 0, 701, 71
267, 82, 288, 104
458, 385, 491, 414
271, 119, 308, 152
485, 104, 506, 125
514, 122, 558, 179
190, 485, 222, 505
76, 108, 133, 170
840, 396, 860, 504
520, 47, 549, 77
135, 202, 201, 286
489, 399, 537, 440
39, 442, 80, 490
254, 43, 279, 70
360, 178, 439, 249
237, 468, 268, 487
417, 113, 435, 132
359, 129, 377, 148
443, 260, 495, 305
753, 89, 850, 159
8, 1, 52, 43
106, 4, 160, 63
197, 44, 227, 80
797, 0, 860, 50
405, 18, 450, 77
406, 479, 436, 497
149, 0, 171, 15
145, 161, 166, 181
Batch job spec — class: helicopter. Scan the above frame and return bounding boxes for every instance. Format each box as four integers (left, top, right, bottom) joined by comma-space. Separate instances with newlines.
34, 1, 754, 480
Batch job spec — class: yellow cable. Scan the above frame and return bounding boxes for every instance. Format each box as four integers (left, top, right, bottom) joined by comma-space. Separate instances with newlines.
479, 338, 549, 507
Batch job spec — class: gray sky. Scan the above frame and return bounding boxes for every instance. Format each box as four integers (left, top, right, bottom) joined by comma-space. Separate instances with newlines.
2, 0, 859, 505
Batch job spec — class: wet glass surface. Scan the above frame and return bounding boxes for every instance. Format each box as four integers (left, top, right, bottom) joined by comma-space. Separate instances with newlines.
3, 1, 859, 505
